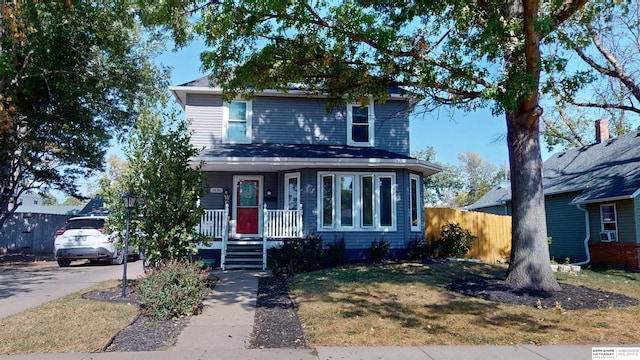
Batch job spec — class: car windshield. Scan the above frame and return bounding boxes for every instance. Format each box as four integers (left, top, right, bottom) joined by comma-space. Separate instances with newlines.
65, 219, 105, 230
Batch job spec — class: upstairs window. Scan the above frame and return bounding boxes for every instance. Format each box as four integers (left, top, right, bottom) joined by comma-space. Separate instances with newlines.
347, 102, 374, 146
223, 100, 252, 143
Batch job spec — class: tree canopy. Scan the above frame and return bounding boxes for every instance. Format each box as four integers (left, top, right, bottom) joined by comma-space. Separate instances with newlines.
0, 0, 167, 228
101, 107, 206, 265
141, 0, 595, 291
541, 0, 640, 150
414, 148, 507, 208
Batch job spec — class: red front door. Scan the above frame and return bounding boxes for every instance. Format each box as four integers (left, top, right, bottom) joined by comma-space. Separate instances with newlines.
236, 179, 260, 235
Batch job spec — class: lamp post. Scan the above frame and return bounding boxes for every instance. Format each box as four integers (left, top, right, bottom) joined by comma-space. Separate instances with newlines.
121, 192, 137, 299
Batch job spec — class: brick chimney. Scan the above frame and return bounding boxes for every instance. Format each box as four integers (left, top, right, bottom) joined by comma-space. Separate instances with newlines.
595, 118, 609, 143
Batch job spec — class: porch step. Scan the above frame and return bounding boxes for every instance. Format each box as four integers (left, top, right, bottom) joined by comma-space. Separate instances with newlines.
222, 240, 264, 270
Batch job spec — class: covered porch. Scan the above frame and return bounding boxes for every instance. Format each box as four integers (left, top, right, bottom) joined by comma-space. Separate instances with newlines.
196, 204, 304, 270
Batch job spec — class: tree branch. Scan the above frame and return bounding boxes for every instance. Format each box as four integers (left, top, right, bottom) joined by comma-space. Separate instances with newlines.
587, 23, 640, 103
571, 100, 640, 114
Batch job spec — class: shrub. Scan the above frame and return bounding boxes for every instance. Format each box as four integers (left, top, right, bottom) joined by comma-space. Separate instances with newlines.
430, 222, 476, 258
323, 236, 346, 267
370, 237, 390, 263
268, 234, 324, 275
137, 261, 212, 320
407, 236, 428, 261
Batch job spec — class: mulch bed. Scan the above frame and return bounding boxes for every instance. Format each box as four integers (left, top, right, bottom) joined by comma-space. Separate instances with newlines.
81, 284, 190, 352
447, 278, 638, 310
81, 273, 308, 352
249, 274, 308, 349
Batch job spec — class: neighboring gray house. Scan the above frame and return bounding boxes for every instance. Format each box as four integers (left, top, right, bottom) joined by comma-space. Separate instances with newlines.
170, 76, 441, 269
468, 119, 640, 269
1, 202, 83, 254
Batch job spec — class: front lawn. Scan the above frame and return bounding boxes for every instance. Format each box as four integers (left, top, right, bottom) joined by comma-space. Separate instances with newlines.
289, 261, 640, 346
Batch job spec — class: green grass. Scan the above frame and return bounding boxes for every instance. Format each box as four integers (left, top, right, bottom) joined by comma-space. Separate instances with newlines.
290, 262, 640, 347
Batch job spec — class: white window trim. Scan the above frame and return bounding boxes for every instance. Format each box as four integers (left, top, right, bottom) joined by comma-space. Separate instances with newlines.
284, 172, 301, 210
317, 171, 396, 232
346, 101, 375, 147
600, 203, 618, 233
222, 100, 252, 144
321, 174, 335, 228
410, 174, 421, 232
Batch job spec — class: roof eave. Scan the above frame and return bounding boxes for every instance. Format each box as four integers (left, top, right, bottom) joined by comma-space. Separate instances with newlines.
191, 156, 441, 176
169, 86, 410, 108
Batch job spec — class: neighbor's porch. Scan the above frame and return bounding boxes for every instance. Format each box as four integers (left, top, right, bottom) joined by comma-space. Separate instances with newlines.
196, 204, 304, 270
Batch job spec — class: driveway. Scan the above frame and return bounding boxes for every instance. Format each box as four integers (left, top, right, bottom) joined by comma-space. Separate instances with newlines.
0, 260, 145, 319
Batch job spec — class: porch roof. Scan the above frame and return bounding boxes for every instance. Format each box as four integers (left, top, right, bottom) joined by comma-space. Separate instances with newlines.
191, 143, 442, 176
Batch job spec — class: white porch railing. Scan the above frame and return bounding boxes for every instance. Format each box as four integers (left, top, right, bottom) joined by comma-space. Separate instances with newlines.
198, 205, 229, 269
196, 204, 303, 271
263, 204, 303, 270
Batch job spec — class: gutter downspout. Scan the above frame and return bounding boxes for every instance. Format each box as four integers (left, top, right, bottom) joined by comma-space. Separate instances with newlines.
572, 204, 591, 266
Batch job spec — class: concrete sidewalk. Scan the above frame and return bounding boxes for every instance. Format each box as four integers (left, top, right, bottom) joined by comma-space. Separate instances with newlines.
0, 270, 636, 360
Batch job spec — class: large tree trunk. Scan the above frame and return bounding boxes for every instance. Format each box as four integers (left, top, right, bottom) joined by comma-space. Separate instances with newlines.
504, 110, 562, 292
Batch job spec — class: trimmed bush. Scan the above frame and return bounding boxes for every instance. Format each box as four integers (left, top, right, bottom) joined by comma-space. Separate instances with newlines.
370, 237, 390, 263
268, 234, 324, 275
430, 222, 476, 258
137, 261, 212, 320
407, 236, 428, 261
324, 236, 346, 267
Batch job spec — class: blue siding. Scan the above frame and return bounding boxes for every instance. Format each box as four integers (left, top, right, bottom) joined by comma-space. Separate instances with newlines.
545, 192, 588, 263
200, 166, 419, 258
185, 93, 411, 154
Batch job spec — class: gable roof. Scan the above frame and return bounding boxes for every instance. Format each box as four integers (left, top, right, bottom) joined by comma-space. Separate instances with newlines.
545, 131, 640, 204
465, 180, 512, 210
169, 76, 408, 108
192, 143, 442, 176
468, 131, 640, 209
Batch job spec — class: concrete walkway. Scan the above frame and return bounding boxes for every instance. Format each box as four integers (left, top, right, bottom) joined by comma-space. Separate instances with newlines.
0, 270, 637, 360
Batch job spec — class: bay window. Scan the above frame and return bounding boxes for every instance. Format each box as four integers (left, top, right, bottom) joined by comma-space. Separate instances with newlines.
410, 174, 421, 231
319, 172, 396, 231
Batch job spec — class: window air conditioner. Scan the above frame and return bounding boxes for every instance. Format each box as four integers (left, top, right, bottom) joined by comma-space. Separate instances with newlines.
600, 231, 617, 242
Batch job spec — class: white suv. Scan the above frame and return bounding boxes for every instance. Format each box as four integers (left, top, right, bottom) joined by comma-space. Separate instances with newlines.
53, 216, 134, 267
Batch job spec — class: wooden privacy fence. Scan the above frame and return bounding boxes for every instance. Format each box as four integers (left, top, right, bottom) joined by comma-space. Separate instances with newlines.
425, 207, 511, 264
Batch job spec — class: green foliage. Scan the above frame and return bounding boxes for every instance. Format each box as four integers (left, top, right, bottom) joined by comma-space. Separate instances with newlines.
430, 223, 476, 259
324, 236, 347, 267
137, 261, 212, 320
407, 236, 428, 261
268, 235, 325, 275
0, 0, 166, 229
370, 237, 390, 263
414, 148, 507, 208
101, 107, 206, 265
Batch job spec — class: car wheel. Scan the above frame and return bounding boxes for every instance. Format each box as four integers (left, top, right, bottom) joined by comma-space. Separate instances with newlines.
57, 259, 71, 267
111, 249, 124, 265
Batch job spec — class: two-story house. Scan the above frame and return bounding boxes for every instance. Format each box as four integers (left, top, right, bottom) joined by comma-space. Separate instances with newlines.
170, 76, 442, 269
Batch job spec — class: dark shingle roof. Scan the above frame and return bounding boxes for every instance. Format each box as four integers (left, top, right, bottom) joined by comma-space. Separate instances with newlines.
544, 132, 640, 204
197, 143, 414, 160
175, 76, 405, 96
465, 180, 511, 209
468, 131, 640, 208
